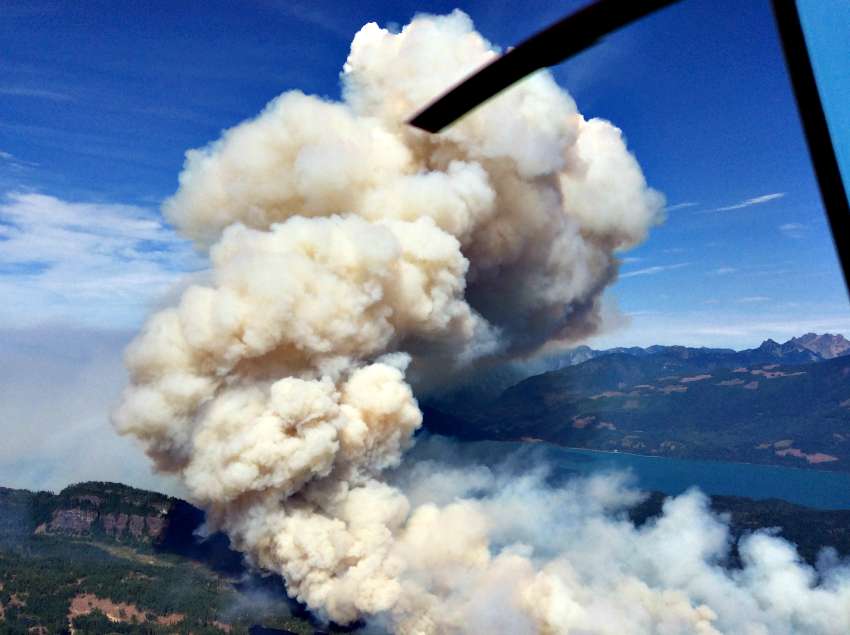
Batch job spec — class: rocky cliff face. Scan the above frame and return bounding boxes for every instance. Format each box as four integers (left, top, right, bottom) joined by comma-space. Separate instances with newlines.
789, 333, 850, 359
46, 509, 98, 534
27, 482, 175, 543
101, 511, 166, 539
41, 508, 167, 540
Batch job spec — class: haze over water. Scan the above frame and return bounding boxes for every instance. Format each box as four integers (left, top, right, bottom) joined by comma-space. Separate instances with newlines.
411, 438, 850, 510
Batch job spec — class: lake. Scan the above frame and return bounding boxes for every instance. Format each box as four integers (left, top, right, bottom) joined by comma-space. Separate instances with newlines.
414, 438, 850, 510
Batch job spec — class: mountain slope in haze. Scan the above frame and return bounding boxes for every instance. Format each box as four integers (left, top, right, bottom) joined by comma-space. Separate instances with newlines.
425, 335, 850, 470
429, 334, 841, 416
0, 482, 355, 635
789, 332, 850, 359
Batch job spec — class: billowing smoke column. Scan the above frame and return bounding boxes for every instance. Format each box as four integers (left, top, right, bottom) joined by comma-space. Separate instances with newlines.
114, 11, 850, 634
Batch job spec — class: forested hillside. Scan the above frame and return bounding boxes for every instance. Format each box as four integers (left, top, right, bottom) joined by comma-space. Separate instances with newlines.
0, 483, 354, 634
425, 339, 850, 470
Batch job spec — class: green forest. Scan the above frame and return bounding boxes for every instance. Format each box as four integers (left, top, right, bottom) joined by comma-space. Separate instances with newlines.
0, 483, 342, 635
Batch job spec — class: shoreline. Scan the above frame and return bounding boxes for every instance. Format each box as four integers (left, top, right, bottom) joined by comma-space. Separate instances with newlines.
416, 435, 850, 509
503, 437, 850, 475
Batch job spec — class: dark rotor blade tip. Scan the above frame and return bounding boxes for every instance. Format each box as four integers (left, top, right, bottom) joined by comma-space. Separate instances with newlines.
408, 0, 682, 133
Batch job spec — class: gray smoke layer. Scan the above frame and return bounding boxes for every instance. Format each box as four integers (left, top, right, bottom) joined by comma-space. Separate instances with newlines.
114, 11, 850, 634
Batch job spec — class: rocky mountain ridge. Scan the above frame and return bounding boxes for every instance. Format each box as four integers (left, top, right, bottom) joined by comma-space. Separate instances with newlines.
424, 334, 850, 470
429, 333, 848, 411
789, 332, 850, 359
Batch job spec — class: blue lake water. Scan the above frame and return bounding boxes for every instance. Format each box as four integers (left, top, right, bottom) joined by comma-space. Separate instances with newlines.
419, 439, 850, 510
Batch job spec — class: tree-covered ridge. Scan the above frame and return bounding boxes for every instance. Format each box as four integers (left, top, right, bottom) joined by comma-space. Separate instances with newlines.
57, 481, 174, 514
0, 483, 355, 634
425, 350, 850, 470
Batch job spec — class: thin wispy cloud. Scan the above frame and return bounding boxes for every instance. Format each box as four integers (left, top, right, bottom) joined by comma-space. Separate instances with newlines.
272, 1, 353, 39
711, 267, 737, 275
686, 309, 850, 342
591, 309, 850, 350
0, 149, 38, 169
0, 192, 204, 328
709, 192, 785, 212
620, 256, 643, 264
0, 86, 74, 102
664, 201, 698, 211
737, 295, 771, 303
619, 262, 690, 279
132, 104, 221, 127
779, 222, 807, 238
0, 120, 173, 171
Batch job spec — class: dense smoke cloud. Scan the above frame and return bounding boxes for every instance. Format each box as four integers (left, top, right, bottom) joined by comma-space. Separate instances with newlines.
392, 442, 850, 635
114, 11, 850, 634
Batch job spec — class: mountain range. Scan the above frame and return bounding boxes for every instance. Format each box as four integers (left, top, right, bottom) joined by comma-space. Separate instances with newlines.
427, 333, 850, 408
424, 333, 850, 470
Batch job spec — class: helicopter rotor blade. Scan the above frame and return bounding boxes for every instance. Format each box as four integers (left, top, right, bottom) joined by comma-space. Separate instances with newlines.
408, 0, 682, 133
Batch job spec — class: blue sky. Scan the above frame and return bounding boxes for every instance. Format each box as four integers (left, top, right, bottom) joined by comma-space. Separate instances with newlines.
1, 0, 848, 347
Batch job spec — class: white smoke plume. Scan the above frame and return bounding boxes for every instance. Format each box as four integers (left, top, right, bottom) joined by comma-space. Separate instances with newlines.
391, 443, 850, 635
114, 11, 850, 634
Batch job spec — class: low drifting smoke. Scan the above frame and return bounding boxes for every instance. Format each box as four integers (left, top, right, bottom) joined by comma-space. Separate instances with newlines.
114, 11, 850, 634
391, 441, 850, 635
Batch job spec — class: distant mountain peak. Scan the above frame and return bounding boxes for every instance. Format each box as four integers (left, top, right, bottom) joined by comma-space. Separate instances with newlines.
747, 337, 824, 363
785, 333, 850, 359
